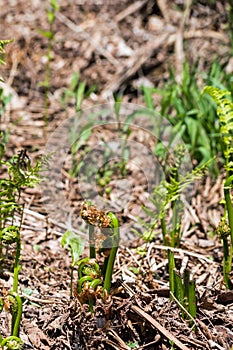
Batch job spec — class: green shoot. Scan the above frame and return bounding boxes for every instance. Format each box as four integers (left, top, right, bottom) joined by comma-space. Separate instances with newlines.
61, 230, 84, 268
61, 230, 84, 297
80, 203, 120, 294
127, 341, 139, 349
173, 269, 197, 326
60, 73, 96, 178
61, 72, 96, 114
38, 0, 59, 127
69, 121, 93, 178
103, 211, 119, 292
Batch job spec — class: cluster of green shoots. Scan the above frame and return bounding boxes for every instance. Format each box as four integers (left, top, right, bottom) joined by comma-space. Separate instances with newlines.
202, 86, 233, 290
137, 85, 233, 326
66, 93, 131, 182
62, 72, 96, 178
62, 202, 119, 313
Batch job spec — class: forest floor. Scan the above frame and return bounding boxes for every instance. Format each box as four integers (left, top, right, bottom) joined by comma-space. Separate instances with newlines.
1, 1, 233, 349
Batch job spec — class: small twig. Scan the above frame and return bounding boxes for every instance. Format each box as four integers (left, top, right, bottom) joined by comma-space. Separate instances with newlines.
103, 339, 128, 350
21, 293, 64, 304
208, 340, 226, 350
150, 244, 219, 264
157, 0, 170, 22
23, 208, 86, 237
101, 29, 228, 98
115, 0, 148, 23
101, 33, 169, 98
131, 304, 190, 350
125, 247, 146, 273
56, 12, 119, 67
136, 336, 161, 349
107, 329, 129, 350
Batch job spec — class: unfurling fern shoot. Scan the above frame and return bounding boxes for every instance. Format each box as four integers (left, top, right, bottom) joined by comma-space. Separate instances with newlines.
202, 86, 233, 289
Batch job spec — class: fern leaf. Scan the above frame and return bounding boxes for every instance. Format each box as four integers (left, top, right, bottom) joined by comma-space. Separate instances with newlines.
202, 86, 233, 172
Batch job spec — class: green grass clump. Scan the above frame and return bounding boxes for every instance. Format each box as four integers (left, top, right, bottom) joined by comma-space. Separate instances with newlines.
142, 60, 233, 167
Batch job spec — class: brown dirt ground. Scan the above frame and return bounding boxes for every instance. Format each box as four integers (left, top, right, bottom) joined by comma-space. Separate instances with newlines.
1, 1, 233, 349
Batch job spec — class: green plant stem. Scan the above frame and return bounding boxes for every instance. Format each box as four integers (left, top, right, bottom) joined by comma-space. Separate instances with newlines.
183, 269, 196, 322
171, 201, 179, 247
168, 250, 175, 296
224, 174, 233, 289
89, 225, 96, 259
103, 213, 119, 293
222, 235, 232, 289
103, 243, 118, 293
13, 239, 21, 293
174, 270, 185, 318
224, 236, 233, 290
102, 255, 108, 278
224, 174, 233, 241
188, 279, 197, 320
161, 216, 167, 245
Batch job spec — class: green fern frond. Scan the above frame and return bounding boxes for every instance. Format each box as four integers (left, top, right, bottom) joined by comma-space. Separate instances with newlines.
202, 86, 233, 172
0, 39, 13, 51
148, 152, 212, 232
0, 39, 13, 81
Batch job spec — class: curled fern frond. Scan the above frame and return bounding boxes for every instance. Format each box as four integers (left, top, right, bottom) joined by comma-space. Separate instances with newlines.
0, 225, 20, 245
202, 86, 233, 173
0, 39, 13, 64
